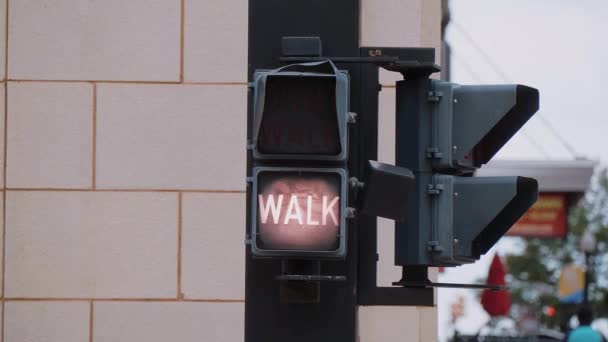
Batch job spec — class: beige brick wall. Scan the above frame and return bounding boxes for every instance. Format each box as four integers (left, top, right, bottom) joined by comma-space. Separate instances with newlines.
8, 0, 180, 81
0, 0, 440, 341
2, 0, 246, 341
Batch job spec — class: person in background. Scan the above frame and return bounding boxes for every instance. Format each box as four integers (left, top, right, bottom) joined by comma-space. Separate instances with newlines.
566, 305, 606, 342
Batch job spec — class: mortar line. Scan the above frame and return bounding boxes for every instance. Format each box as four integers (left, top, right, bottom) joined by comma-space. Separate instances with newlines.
6, 79, 246, 86
177, 192, 183, 299
91, 83, 97, 189
180, 0, 185, 83
2, 298, 245, 303
89, 301, 94, 342
4, 188, 245, 193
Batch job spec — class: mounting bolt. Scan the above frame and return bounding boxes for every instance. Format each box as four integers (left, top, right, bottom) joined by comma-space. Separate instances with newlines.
428, 91, 444, 102
454, 239, 459, 244
454, 192, 459, 198
426, 147, 443, 159
427, 183, 444, 195
453, 98, 458, 104
349, 177, 365, 190
369, 49, 383, 57
427, 240, 444, 253
348, 112, 358, 124
345, 207, 356, 219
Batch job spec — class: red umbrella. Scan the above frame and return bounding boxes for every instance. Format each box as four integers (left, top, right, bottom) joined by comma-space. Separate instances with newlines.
481, 254, 511, 317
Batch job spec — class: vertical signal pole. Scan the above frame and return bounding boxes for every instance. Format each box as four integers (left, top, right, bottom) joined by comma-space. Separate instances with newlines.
246, 2, 360, 341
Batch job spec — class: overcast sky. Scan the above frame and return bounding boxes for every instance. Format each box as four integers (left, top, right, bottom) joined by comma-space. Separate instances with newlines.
447, 0, 608, 162
438, 1, 608, 340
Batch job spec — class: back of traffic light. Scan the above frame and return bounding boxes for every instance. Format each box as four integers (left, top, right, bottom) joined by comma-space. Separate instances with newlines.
395, 77, 540, 267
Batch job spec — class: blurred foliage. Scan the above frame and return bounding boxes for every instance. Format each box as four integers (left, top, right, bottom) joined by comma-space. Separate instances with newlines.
505, 168, 608, 329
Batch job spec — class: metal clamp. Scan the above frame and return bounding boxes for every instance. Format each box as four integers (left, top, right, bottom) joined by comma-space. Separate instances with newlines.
427, 91, 443, 102
347, 112, 357, 124
345, 207, 356, 219
426, 240, 443, 253
349, 177, 364, 190
426, 147, 443, 159
427, 183, 444, 195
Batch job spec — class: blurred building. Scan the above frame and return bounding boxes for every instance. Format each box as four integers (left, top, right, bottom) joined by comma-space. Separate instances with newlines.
477, 160, 596, 199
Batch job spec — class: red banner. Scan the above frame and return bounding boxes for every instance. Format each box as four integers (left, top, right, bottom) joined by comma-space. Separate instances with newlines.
506, 193, 568, 238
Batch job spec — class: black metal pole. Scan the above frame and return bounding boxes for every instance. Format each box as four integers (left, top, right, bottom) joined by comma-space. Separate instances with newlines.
246, 2, 361, 341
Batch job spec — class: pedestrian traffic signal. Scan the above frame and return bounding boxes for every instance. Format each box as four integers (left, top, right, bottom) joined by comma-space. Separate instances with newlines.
248, 60, 417, 259
249, 61, 350, 258
252, 61, 349, 161
395, 79, 540, 266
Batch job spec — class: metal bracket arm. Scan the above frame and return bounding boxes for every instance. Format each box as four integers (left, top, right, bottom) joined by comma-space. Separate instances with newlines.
393, 280, 508, 291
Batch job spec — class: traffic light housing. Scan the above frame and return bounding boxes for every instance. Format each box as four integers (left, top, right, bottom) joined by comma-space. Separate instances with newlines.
252, 61, 350, 161
249, 61, 350, 258
396, 78, 540, 267
429, 83, 540, 173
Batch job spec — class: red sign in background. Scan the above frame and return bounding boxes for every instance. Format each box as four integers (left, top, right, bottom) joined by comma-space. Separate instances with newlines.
506, 193, 568, 238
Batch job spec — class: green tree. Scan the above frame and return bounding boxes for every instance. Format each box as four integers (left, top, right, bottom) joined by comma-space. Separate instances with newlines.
506, 168, 608, 329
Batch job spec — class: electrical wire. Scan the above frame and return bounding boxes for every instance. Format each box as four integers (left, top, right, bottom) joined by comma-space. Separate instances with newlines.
449, 19, 582, 159
451, 50, 552, 159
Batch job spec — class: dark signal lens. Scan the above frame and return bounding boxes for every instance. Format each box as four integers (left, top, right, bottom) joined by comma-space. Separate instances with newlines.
257, 76, 341, 156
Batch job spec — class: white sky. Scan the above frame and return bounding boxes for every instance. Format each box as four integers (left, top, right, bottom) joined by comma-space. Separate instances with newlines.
437, 1, 608, 340
447, 0, 608, 162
